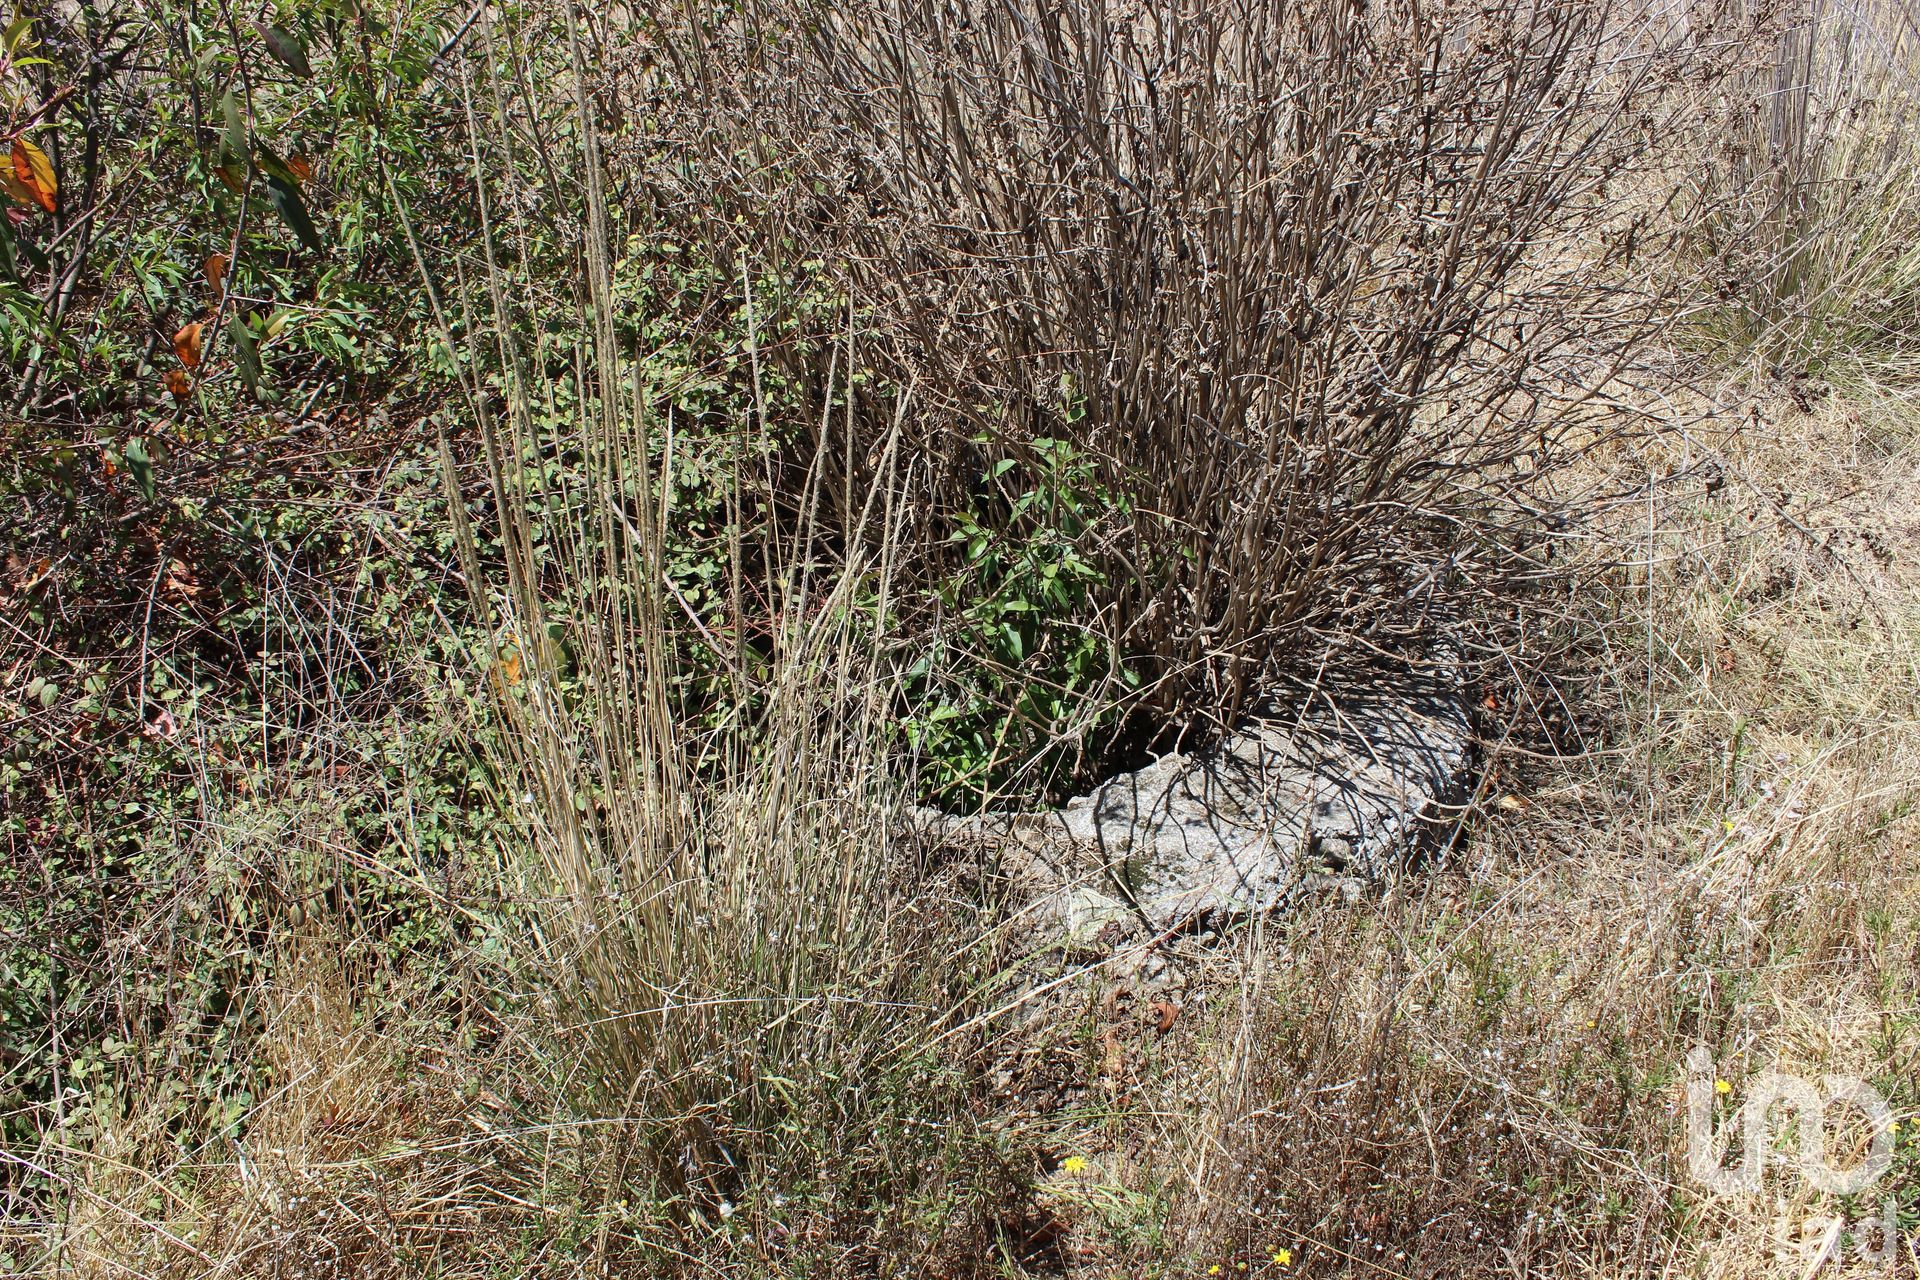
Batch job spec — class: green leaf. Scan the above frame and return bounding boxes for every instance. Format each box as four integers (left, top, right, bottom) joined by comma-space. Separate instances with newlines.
227, 316, 262, 395
123, 437, 154, 501
253, 142, 301, 187
219, 92, 248, 166
6, 215, 46, 273
263, 175, 322, 253
256, 24, 312, 78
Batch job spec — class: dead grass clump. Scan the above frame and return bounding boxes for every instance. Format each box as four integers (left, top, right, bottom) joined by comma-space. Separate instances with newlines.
42, 945, 574, 1280
1681, 0, 1920, 380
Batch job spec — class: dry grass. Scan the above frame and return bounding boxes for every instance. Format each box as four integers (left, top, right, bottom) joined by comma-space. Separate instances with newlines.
35, 945, 579, 1280
19, 3, 1920, 1277
1683, 0, 1920, 380
1029, 385, 1920, 1276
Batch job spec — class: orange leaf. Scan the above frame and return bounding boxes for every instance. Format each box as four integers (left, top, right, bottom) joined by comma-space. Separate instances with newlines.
0, 154, 35, 207
1148, 999, 1179, 1034
499, 647, 523, 687
204, 252, 229, 301
287, 153, 312, 183
10, 136, 55, 213
173, 321, 204, 369
163, 370, 192, 399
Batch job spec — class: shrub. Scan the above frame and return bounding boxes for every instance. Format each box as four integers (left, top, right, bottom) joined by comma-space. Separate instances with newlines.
635, 0, 1707, 790
904, 436, 1142, 800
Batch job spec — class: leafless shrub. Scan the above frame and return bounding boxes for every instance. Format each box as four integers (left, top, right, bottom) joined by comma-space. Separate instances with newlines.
627, 0, 1717, 758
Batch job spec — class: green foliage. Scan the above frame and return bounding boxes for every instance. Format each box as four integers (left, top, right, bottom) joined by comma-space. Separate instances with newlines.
0, 429, 509, 1162
905, 436, 1139, 805
2, 0, 508, 1168
0, 5, 1131, 1255
2, 1, 473, 421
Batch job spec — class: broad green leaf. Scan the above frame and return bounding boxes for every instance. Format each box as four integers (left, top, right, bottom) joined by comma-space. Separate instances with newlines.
123, 437, 155, 501
220, 92, 248, 167
257, 24, 311, 77
264, 175, 322, 253
228, 316, 262, 394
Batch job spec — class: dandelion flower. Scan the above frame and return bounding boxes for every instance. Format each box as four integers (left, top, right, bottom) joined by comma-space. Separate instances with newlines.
1714, 1079, 1732, 1095
1062, 1156, 1089, 1174
1209, 1267, 1222, 1276
1273, 1248, 1293, 1267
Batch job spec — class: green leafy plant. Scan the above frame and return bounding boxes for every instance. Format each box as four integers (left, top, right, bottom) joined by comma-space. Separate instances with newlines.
906, 435, 1139, 805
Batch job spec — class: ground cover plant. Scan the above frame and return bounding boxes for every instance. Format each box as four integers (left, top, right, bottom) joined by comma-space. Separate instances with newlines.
4, 0, 1919, 1276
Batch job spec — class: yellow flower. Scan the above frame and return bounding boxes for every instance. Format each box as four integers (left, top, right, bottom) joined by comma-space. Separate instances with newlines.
1273, 1249, 1293, 1267
1714, 1079, 1733, 1095
1062, 1155, 1089, 1174
1209, 1267, 1222, 1276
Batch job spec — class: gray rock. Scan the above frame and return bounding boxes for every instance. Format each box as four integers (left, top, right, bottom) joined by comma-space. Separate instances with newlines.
1054, 883, 1135, 946
946, 662, 1474, 934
